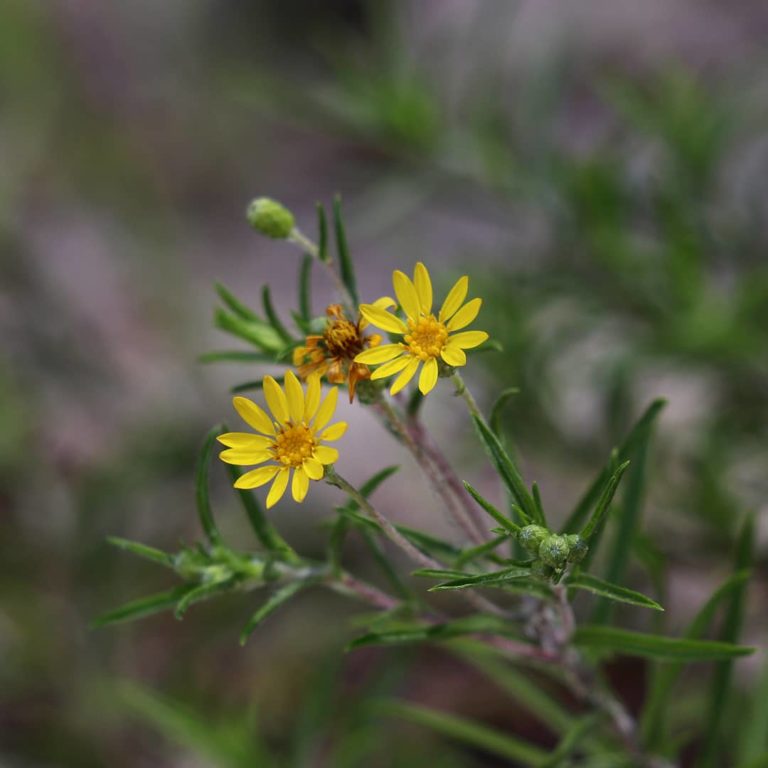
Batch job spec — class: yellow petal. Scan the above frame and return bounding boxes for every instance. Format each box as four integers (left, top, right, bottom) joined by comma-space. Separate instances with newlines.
390, 357, 420, 395
312, 386, 339, 432
217, 432, 272, 450
446, 297, 482, 331
371, 296, 396, 310
314, 445, 339, 465
304, 373, 321, 422
233, 397, 275, 435
413, 262, 433, 314
392, 270, 422, 320
219, 448, 272, 465
291, 468, 309, 503
448, 330, 489, 349
440, 345, 466, 367
233, 464, 279, 489
370, 354, 411, 380
284, 370, 305, 423
359, 303, 408, 334
439, 275, 469, 322
266, 468, 290, 508
303, 457, 324, 480
355, 343, 403, 364
321, 421, 347, 441
418, 357, 439, 395
263, 376, 289, 424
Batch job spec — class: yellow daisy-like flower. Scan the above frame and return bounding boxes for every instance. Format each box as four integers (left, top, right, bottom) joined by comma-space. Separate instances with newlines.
217, 371, 346, 508
354, 263, 489, 396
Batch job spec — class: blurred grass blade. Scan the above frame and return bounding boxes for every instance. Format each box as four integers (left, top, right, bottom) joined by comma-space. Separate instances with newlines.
463, 481, 520, 533
566, 573, 663, 611
574, 625, 754, 661
298, 255, 313, 324
261, 285, 293, 344
561, 399, 666, 534
375, 699, 547, 766
199, 350, 275, 364
240, 580, 309, 645
470, 415, 538, 524
107, 537, 173, 568
540, 715, 598, 767
580, 459, 630, 540
641, 570, 750, 750
333, 195, 358, 304
316, 202, 329, 263
489, 387, 519, 437
215, 282, 259, 321
699, 514, 754, 767
92, 585, 194, 628
226, 462, 299, 562
119, 682, 266, 767
196, 425, 224, 545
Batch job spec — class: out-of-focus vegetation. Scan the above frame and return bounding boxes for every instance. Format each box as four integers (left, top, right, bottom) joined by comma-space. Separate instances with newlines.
1, 2, 766, 766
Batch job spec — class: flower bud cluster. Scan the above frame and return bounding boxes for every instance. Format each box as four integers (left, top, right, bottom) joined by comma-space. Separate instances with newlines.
516, 525, 588, 580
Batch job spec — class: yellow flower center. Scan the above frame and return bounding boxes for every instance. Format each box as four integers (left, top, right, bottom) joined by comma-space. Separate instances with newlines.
272, 423, 316, 467
324, 319, 364, 359
404, 315, 449, 360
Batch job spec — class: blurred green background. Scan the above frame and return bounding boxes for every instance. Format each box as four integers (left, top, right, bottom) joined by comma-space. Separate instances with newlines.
1, 1, 766, 766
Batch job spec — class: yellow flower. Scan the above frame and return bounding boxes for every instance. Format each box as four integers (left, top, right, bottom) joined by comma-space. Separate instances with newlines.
218, 371, 346, 508
354, 263, 489, 395
292, 303, 384, 403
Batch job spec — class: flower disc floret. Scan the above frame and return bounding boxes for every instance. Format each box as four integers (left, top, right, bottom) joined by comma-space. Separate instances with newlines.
354, 262, 489, 395
217, 371, 346, 508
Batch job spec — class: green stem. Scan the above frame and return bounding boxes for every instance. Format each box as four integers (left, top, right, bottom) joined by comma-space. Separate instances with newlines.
288, 229, 354, 310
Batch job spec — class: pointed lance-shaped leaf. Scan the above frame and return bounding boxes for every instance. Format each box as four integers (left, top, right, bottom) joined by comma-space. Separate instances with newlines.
261, 285, 293, 344
332, 195, 358, 304
430, 567, 532, 592
175, 578, 236, 619
298, 255, 313, 325
463, 481, 520, 534
470, 416, 539, 524
240, 580, 311, 645
92, 585, 195, 628
107, 537, 174, 569
215, 282, 259, 321
196, 425, 225, 545
489, 387, 519, 437
580, 459, 631, 540
198, 350, 275, 364
565, 572, 663, 611
316, 202, 329, 263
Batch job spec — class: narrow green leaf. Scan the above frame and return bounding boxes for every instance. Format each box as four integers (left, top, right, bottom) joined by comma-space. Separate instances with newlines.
574, 625, 754, 661
641, 570, 750, 750
107, 537, 174, 568
92, 585, 194, 628
561, 399, 666, 534
260, 285, 293, 344
215, 282, 259, 321
328, 516, 349, 577
362, 527, 412, 599
566, 573, 663, 611
298, 255, 313, 323
375, 699, 547, 766
240, 580, 309, 645
700, 515, 754, 767
739, 658, 768, 766
214, 309, 284, 352
430, 567, 532, 592
412, 568, 469, 580
471, 416, 539, 524
175, 578, 235, 618
489, 387, 519, 437
226, 462, 298, 561
463, 481, 520, 534
396, 525, 462, 560
196, 425, 224, 545
316, 202, 329, 263
454, 536, 508, 568
540, 715, 598, 767
580, 460, 631, 540
333, 195, 358, 304
359, 465, 400, 498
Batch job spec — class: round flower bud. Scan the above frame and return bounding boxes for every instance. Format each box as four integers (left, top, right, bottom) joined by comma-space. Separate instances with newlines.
539, 534, 570, 569
565, 534, 588, 564
518, 525, 549, 554
246, 197, 295, 239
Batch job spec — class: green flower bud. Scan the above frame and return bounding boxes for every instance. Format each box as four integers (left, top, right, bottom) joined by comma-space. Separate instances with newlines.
246, 197, 295, 239
518, 525, 549, 554
565, 534, 588, 564
539, 534, 570, 569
